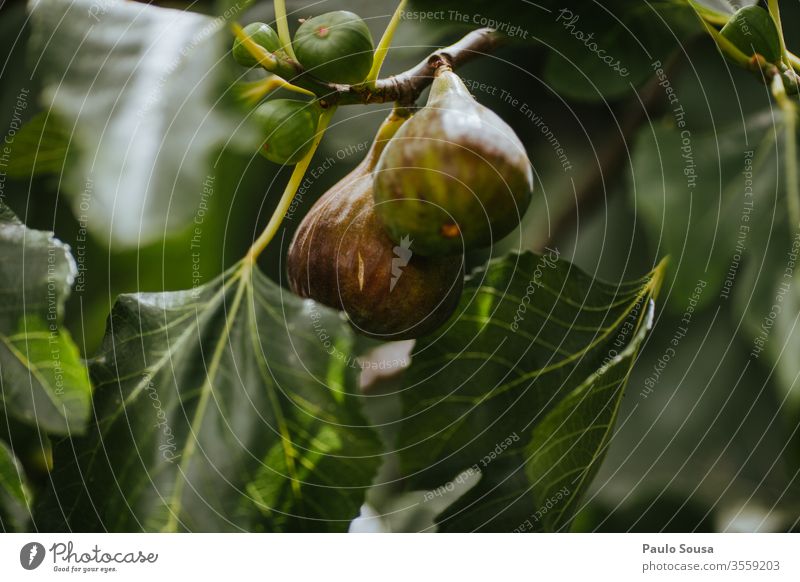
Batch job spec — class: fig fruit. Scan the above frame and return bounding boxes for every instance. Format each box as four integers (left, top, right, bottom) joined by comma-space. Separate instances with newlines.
288, 113, 464, 340
720, 6, 781, 64
232, 22, 282, 67
373, 67, 533, 256
292, 11, 374, 85
253, 99, 320, 165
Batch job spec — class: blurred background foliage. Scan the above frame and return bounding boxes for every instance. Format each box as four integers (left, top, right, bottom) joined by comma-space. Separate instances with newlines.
1, 0, 799, 531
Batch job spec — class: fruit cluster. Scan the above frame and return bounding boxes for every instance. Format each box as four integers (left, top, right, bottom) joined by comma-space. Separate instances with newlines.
233, 11, 374, 164
232, 13, 534, 340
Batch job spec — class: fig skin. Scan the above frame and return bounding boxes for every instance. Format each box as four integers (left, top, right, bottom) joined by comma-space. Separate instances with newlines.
373, 67, 533, 256
253, 99, 320, 165
293, 11, 374, 85
233, 22, 282, 67
287, 113, 464, 341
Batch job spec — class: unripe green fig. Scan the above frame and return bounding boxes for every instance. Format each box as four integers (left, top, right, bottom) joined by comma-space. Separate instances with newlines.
253, 99, 320, 165
373, 68, 533, 256
293, 11, 374, 85
288, 113, 464, 340
720, 6, 781, 64
233, 22, 282, 67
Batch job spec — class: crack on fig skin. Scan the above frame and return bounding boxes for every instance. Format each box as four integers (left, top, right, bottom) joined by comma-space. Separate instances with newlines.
357, 252, 365, 291
316, 26, 329, 38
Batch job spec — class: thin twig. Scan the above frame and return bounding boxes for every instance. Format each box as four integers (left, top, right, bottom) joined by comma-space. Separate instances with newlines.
233, 25, 505, 107
367, 0, 409, 83
246, 108, 337, 263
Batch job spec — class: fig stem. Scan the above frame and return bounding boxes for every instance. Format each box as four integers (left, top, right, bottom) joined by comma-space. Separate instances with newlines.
767, 0, 791, 69
683, 1, 728, 26
771, 74, 800, 229
374, 106, 411, 145
236, 75, 314, 106
791, 52, 800, 74
245, 107, 337, 264
273, 0, 298, 61
366, 0, 409, 84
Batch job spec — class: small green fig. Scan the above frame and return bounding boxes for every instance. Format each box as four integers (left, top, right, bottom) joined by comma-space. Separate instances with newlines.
373, 68, 533, 256
233, 22, 282, 67
253, 99, 320, 165
720, 6, 782, 64
293, 11, 374, 85
287, 114, 464, 340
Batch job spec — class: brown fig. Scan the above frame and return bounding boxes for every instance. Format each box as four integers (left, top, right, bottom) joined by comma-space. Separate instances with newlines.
287, 112, 464, 340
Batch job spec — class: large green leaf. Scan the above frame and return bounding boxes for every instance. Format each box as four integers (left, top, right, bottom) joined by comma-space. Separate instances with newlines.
395, 252, 663, 531
0, 202, 92, 435
630, 110, 800, 414
0, 439, 32, 532
409, 0, 725, 101
38, 261, 381, 532
589, 306, 800, 531
27, 0, 255, 246
629, 111, 778, 311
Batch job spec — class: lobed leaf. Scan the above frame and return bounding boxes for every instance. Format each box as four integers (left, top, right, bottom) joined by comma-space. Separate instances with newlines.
396, 251, 663, 531
38, 262, 381, 532
0, 202, 92, 435
630, 110, 800, 413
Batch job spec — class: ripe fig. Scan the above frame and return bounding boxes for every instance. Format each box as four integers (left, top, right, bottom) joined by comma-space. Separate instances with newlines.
253, 99, 320, 165
233, 22, 282, 67
721, 6, 781, 64
288, 112, 464, 340
373, 67, 533, 256
292, 11, 374, 85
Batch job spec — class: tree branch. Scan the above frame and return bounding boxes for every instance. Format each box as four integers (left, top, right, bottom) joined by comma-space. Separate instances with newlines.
262, 27, 504, 106
337, 27, 504, 105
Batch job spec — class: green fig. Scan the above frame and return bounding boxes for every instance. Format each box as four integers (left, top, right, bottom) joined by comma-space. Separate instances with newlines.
288, 113, 464, 340
253, 99, 320, 165
233, 22, 282, 67
293, 11, 374, 85
720, 6, 782, 64
373, 68, 533, 256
